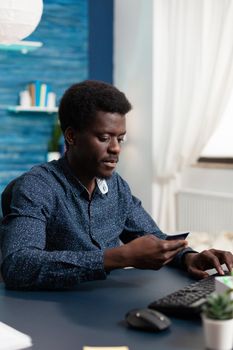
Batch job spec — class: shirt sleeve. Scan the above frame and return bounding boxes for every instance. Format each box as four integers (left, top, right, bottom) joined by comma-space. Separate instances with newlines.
119, 181, 196, 269
120, 194, 166, 241
0, 174, 106, 290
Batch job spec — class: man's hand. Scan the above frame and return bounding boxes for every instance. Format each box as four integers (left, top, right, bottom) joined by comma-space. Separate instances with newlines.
104, 235, 187, 271
184, 249, 233, 279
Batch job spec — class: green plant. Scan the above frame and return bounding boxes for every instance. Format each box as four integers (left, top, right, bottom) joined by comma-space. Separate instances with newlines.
48, 119, 62, 152
202, 289, 233, 320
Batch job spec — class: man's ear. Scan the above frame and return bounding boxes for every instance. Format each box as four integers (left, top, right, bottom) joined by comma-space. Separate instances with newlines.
64, 127, 76, 146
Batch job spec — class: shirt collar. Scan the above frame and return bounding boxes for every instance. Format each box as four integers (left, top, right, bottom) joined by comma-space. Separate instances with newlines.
58, 156, 108, 195
96, 178, 108, 194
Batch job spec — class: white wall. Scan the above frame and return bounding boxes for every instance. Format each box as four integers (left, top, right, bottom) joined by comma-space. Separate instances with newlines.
114, 0, 153, 214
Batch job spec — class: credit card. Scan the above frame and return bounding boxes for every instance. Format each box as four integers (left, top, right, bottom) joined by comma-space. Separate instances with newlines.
166, 232, 190, 240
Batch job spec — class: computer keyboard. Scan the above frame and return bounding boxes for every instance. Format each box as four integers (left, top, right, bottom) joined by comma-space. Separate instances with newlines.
148, 274, 217, 318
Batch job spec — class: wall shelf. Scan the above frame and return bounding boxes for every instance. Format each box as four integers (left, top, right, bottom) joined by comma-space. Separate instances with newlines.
8, 106, 58, 114
0, 41, 43, 54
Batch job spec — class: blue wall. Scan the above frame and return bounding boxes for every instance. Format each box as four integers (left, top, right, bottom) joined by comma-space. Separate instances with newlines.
0, 0, 113, 196
88, 0, 113, 83
0, 0, 89, 194
0, 0, 88, 107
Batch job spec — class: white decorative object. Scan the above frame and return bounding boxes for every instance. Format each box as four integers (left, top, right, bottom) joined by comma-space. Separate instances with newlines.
19, 90, 31, 107
47, 152, 60, 162
202, 315, 233, 350
47, 92, 56, 109
0, 0, 43, 43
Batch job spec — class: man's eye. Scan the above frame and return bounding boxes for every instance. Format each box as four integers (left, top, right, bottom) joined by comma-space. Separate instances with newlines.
118, 135, 127, 144
98, 135, 127, 143
98, 136, 110, 142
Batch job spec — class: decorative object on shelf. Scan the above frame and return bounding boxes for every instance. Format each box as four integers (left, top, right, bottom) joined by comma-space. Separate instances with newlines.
0, 0, 43, 43
8, 81, 58, 113
0, 40, 43, 54
47, 92, 57, 109
26, 81, 56, 108
19, 90, 31, 108
202, 288, 233, 350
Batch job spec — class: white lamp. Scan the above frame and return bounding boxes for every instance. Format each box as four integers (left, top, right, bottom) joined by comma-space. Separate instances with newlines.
0, 0, 43, 43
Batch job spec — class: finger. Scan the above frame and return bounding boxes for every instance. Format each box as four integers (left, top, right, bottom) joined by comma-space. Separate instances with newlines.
225, 261, 233, 273
207, 253, 225, 275
223, 255, 233, 273
188, 266, 209, 279
195, 249, 224, 275
164, 239, 188, 251
162, 246, 188, 262
213, 250, 233, 273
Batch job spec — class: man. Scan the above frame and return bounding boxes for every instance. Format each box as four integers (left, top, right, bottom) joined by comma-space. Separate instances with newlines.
1, 80, 232, 290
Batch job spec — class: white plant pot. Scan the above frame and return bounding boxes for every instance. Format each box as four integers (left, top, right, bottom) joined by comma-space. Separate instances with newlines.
47, 152, 60, 162
202, 314, 233, 350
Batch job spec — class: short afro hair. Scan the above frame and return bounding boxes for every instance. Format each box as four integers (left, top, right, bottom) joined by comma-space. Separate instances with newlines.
58, 80, 132, 133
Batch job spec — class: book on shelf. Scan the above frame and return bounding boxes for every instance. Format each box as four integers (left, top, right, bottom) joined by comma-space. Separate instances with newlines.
40, 83, 51, 108
35, 80, 41, 107
21, 81, 56, 109
28, 83, 35, 106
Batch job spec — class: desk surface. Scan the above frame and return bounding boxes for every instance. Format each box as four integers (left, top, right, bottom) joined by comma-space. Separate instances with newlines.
0, 267, 205, 350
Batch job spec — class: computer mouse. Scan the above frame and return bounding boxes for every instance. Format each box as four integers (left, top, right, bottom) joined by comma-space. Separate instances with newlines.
125, 308, 171, 332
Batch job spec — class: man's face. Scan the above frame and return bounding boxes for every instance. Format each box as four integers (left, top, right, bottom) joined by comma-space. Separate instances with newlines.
67, 111, 126, 179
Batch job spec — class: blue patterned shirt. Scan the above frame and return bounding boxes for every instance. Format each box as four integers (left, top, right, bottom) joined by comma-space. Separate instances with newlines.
0, 156, 193, 290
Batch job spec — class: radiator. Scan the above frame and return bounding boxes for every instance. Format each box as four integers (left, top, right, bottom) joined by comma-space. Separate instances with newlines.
176, 189, 233, 234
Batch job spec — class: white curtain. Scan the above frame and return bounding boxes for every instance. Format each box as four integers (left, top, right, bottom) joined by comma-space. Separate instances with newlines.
152, 0, 233, 232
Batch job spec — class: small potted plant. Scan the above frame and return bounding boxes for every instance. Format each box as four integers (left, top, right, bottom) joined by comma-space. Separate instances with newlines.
47, 119, 64, 161
202, 289, 233, 350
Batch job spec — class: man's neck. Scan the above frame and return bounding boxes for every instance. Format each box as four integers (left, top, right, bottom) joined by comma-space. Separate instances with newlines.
78, 176, 96, 198
65, 152, 96, 197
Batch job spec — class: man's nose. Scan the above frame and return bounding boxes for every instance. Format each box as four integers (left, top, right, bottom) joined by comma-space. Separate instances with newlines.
108, 138, 121, 154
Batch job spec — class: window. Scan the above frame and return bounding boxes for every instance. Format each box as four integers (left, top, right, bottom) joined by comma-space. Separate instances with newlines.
199, 89, 233, 164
